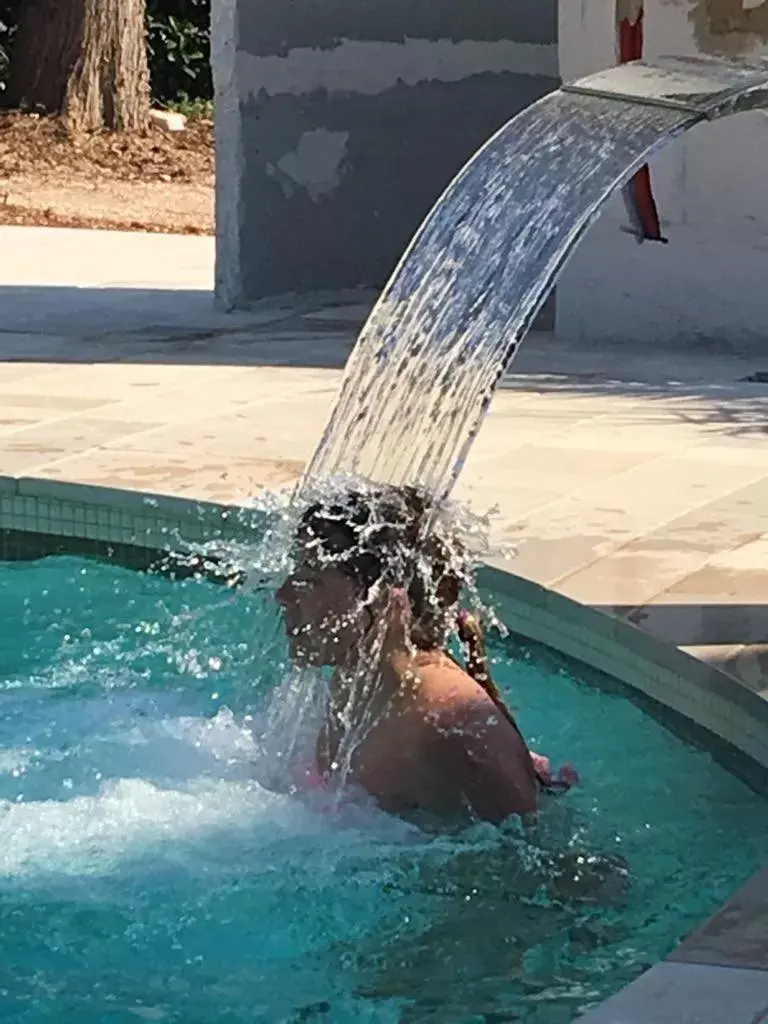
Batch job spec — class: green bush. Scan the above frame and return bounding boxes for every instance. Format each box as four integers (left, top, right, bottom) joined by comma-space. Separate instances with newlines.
0, 0, 20, 94
0, 0, 212, 106
146, 0, 212, 106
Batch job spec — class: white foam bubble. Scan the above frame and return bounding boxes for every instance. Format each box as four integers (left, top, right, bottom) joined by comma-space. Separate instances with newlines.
0, 689, 344, 884
0, 747, 35, 776
0, 774, 304, 881
0, 681, 417, 891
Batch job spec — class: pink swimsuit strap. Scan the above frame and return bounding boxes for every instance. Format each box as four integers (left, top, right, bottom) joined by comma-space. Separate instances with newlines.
293, 762, 327, 791
303, 766, 327, 791
294, 763, 363, 818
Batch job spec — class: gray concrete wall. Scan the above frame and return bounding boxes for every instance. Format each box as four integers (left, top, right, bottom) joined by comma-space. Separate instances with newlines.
213, 0, 559, 307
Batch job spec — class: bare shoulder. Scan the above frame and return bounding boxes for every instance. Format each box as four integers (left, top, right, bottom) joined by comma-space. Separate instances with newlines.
413, 662, 540, 822
405, 652, 489, 699
431, 692, 512, 744
412, 659, 509, 736
409, 655, 531, 754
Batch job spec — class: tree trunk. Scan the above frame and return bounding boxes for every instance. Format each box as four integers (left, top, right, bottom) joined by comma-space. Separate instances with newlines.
6, 0, 150, 132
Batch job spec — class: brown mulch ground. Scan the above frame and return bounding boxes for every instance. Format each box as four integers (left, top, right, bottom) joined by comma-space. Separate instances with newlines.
0, 198, 210, 234
0, 110, 214, 234
0, 109, 214, 181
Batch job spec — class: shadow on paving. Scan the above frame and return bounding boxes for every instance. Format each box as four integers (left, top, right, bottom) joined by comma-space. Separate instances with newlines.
1, 285, 766, 438
0, 286, 361, 370
595, 602, 768, 650
504, 339, 768, 440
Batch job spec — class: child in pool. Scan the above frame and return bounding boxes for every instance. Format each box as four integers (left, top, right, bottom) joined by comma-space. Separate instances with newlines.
277, 485, 578, 825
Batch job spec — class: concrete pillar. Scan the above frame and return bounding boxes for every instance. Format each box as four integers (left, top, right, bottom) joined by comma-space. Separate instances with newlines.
212, 0, 558, 308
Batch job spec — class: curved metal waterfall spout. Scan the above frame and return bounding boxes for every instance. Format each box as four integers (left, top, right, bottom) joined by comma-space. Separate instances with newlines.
301, 55, 768, 502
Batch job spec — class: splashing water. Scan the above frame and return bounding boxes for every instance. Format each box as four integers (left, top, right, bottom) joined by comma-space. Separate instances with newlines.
231, 482, 504, 793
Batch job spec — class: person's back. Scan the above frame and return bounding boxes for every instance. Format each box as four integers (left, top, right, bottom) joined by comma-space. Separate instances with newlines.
316, 649, 540, 824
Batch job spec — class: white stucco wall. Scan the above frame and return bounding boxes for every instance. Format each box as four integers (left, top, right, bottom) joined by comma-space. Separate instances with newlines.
556, 0, 768, 349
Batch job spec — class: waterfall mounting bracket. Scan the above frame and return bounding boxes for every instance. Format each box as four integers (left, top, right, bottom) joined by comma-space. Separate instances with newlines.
562, 54, 768, 121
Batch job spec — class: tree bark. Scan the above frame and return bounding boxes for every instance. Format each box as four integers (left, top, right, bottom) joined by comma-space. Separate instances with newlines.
6, 0, 150, 131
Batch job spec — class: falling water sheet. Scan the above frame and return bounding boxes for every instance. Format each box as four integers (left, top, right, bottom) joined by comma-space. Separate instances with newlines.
304, 93, 689, 499
303, 55, 768, 502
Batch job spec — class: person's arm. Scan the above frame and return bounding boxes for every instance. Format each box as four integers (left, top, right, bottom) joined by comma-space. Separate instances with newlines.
437, 699, 540, 824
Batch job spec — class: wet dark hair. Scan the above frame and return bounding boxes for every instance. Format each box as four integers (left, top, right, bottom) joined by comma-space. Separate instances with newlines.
297, 485, 463, 649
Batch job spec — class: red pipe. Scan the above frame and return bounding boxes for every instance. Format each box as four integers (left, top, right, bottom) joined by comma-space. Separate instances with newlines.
618, 9, 668, 244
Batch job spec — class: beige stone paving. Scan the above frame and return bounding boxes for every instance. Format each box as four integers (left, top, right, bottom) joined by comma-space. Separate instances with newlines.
1, 334, 766, 690
0, 227, 766, 690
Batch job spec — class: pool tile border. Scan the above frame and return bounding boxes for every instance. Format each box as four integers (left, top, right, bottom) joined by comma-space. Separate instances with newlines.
0, 475, 265, 555
480, 561, 768, 779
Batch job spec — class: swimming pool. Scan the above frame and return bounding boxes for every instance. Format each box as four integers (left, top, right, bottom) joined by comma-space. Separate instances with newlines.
1, 556, 766, 1024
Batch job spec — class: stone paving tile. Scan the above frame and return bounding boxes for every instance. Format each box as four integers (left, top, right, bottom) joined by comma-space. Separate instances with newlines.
669, 869, 768, 972
0, 335, 135, 363
101, 397, 336, 464
707, 534, 768, 573
2, 362, 242, 399
452, 480, 563, 524
82, 378, 338, 425
466, 442, 660, 495
554, 512, 768, 611
0, 361, 61, 382
0, 407, 114, 436
577, 961, 768, 1024
35, 449, 302, 502
0, 413, 52, 433
686, 439, 768, 464
0, 416, 158, 456
304, 304, 372, 324
0, 392, 115, 413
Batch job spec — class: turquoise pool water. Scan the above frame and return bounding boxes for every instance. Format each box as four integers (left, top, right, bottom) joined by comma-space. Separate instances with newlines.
1, 556, 767, 1024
